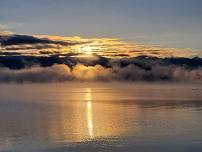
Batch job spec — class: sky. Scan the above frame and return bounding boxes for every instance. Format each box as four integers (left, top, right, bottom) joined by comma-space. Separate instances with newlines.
0, 0, 202, 50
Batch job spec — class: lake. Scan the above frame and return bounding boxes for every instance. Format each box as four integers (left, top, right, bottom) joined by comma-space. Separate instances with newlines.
0, 82, 202, 152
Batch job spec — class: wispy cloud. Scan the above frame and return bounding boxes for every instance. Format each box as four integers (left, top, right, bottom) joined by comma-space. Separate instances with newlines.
0, 24, 9, 30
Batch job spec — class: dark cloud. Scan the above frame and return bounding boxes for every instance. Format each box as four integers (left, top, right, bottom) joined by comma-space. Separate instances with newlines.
0, 55, 201, 70
0, 34, 86, 47
4, 44, 58, 50
110, 54, 130, 57
0, 52, 22, 56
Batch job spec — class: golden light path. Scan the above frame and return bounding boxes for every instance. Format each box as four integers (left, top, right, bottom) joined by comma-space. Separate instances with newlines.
85, 88, 94, 138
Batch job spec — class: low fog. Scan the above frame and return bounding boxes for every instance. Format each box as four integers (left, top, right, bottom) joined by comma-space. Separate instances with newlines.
0, 62, 201, 83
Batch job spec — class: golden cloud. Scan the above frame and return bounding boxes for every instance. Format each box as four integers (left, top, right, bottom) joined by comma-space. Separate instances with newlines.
0, 33, 199, 58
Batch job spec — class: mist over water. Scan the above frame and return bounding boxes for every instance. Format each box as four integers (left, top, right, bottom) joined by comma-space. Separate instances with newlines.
0, 63, 202, 83
0, 82, 202, 152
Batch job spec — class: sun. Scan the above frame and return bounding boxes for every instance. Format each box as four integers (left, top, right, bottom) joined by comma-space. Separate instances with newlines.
81, 45, 93, 55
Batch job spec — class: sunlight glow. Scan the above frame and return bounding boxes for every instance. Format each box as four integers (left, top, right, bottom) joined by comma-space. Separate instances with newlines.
82, 45, 93, 55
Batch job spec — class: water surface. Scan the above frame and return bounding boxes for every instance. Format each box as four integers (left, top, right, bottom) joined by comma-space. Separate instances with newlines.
0, 82, 202, 152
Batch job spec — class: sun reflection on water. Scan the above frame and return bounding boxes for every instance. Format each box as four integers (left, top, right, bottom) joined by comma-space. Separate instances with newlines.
85, 88, 94, 138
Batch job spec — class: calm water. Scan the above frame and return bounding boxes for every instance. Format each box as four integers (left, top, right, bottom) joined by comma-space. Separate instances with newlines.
0, 82, 202, 152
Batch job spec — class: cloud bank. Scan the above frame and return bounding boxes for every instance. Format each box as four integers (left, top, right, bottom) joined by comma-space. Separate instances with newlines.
0, 56, 201, 83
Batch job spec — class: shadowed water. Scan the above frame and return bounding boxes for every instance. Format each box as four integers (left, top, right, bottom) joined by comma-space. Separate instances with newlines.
0, 82, 202, 152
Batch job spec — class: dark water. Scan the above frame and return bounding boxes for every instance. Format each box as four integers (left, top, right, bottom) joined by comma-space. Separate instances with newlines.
0, 82, 202, 152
